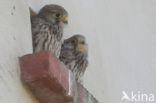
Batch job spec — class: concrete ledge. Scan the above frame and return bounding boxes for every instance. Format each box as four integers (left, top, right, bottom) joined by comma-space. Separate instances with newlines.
19, 51, 99, 103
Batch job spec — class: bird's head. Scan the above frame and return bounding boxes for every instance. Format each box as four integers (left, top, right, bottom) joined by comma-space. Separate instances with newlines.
63, 34, 88, 56
38, 4, 68, 27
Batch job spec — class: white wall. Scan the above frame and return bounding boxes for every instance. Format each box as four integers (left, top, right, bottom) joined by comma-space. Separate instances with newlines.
0, 0, 156, 103
0, 0, 38, 103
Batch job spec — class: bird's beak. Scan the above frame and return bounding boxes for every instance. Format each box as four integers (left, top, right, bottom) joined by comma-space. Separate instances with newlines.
59, 16, 68, 27
76, 44, 87, 54
61, 15, 68, 24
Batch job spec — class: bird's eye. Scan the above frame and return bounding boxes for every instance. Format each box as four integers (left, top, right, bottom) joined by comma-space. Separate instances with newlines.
55, 13, 60, 17
81, 41, 85, 44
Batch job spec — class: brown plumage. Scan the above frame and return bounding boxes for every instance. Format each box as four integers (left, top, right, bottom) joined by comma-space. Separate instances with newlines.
59, 34, 88, 83
31, 4, 68, 58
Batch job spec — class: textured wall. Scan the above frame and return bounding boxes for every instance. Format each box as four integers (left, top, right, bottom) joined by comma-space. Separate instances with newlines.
0, 0, 38, 103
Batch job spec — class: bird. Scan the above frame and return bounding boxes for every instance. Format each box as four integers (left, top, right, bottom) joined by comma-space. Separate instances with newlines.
59, 34, 88, 83
31, 4, 68, 58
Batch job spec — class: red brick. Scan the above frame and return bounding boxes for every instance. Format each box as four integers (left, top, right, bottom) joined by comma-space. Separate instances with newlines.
19, 51, 99, 103
19, 51, 73, 103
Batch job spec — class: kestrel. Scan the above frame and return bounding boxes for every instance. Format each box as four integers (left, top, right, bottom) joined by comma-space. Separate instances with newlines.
31, 4, 68, 58
59, 34, 88, 83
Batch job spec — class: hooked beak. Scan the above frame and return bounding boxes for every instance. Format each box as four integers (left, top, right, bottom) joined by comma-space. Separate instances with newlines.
76, 44, 87, 54
61, 15, 68, 24
58, 16, 68, 27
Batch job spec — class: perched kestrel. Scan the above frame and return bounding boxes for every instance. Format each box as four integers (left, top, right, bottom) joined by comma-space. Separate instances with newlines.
31, 4, 68, 58
59, 34, 88, 83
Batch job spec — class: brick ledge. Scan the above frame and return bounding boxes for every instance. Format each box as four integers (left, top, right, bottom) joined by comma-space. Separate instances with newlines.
19, 51, 99, 103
